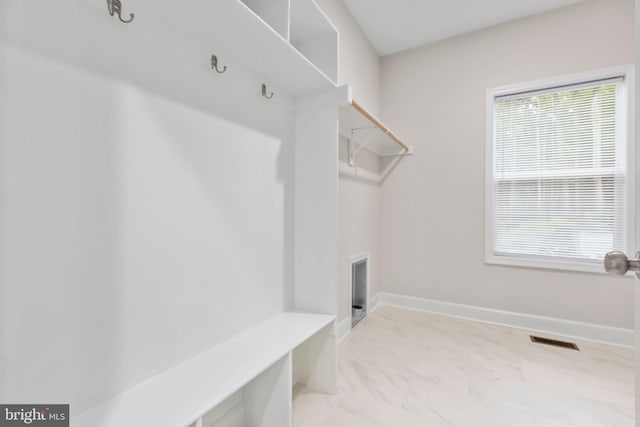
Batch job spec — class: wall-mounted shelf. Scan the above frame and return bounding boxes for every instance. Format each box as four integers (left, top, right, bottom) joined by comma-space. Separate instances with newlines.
339, 99, 412, 166
1, 0, 337, 99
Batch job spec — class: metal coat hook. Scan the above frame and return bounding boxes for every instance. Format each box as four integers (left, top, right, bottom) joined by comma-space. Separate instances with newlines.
211, 55, 227, 73
107, 0, 134, 23
262, 84, 274, 99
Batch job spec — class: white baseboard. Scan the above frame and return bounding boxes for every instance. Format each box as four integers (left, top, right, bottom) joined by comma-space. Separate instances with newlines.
373, 292, 633, 348
337, 295, 382, 342
336, 317, 351, 342
369, 293, 381, 313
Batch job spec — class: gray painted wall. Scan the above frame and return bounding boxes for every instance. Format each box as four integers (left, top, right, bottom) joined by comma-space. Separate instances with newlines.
379, 0, 635, 328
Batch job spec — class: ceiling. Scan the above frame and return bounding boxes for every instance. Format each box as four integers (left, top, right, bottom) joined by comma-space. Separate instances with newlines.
341, 0, 587, 56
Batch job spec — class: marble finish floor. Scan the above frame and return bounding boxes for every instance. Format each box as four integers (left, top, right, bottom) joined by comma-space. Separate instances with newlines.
293, 306, 634, 427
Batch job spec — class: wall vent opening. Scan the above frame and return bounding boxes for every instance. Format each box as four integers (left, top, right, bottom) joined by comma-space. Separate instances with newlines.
530, 335, 579, 351
351, 256, 368, 328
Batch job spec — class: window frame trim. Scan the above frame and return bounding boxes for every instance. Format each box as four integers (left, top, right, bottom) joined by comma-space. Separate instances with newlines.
485, 65, 636, 274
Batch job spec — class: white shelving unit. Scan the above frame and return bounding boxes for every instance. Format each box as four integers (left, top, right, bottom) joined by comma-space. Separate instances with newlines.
4, 0, 342, 424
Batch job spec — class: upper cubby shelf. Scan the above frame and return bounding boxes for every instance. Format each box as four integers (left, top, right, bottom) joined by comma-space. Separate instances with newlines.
149, 0, 338, 96
339, 99, 412, 165
236, 0, 339, 89
3, 0, 338, 99
240, 0, 290, 41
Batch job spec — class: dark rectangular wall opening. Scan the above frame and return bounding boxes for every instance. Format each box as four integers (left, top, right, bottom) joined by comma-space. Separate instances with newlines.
352, 258, 367, 327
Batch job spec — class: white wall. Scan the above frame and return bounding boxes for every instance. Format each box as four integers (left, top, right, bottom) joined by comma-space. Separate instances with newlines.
315, 0, 382, 323
380, 0, 635, 328
0, 6, 294, 414
338, 137, 382, 316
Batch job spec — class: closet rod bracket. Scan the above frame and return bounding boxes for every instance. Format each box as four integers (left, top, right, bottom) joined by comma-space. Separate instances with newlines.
348, 128, 412, 166
348, 128, 379, 166
378, 147, 414, 157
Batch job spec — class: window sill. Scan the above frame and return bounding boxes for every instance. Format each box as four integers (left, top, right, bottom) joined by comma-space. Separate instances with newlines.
485, 254, 610, 274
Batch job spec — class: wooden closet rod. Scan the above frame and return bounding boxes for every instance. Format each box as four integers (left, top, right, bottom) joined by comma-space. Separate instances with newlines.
351, 100, 410, 152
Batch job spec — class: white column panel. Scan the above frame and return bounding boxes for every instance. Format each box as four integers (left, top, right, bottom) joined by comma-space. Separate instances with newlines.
294, 92, 340, 315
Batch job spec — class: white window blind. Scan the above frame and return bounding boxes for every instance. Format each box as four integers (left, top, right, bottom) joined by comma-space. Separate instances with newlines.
488, 73, 630, 270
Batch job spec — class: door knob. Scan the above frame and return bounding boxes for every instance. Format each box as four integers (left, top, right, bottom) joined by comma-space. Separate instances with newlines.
603, 251, 640, 278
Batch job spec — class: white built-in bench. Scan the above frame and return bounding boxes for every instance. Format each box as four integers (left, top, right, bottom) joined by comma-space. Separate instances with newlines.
72, 312, 336, 427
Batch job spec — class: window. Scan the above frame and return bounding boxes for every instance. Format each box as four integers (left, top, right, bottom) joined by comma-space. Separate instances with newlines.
486, 67, 634, 272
